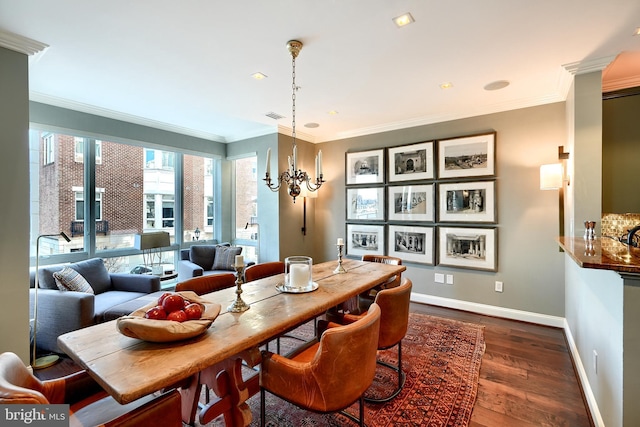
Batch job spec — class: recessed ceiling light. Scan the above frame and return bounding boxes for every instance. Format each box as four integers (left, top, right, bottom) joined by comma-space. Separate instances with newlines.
251, 72, 267, 80
393, 13, 415, 28
440, 82, 453, 89
304, 122, 319, 128
634, 27, 640, 36
484, 80, 510, 91
328, 110, 339, 115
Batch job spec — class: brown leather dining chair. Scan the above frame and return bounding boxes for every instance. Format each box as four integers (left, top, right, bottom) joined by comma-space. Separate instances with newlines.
243, 261, 285, 282
0, 351, 182, 427
260, 303, 381, 427
325, 277, 413, 403
358, 254, 403, 312
175, 273, 236, 295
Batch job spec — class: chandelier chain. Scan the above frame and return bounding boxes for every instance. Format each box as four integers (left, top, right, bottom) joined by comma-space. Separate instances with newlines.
291, 53, 296, 143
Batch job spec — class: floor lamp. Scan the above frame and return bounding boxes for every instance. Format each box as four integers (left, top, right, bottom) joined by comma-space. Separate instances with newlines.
32, 231, 71, 370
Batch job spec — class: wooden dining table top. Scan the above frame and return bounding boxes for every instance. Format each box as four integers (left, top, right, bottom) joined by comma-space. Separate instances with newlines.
57, 259, 406, 405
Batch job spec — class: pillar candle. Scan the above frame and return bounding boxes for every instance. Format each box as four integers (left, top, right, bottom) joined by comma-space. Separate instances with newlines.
337, 237, 344, 246
290, 264, 309, 287
235, 255, 244, 267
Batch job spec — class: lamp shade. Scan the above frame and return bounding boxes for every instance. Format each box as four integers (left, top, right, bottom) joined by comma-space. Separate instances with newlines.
134, 231, 170, 250
540, 163, 563, 190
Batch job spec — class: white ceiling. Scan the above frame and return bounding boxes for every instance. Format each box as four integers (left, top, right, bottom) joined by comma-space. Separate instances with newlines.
1, 0, 639, 143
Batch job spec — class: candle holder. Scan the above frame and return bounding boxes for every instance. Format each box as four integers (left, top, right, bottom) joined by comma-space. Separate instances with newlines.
334, 243, 347, 274
227, 264, 250, 313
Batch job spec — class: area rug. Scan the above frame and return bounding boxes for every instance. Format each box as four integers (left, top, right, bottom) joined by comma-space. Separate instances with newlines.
200, 313, 485, 427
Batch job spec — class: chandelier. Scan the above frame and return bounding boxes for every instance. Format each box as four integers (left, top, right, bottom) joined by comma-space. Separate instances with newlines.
264, 40, 324, 203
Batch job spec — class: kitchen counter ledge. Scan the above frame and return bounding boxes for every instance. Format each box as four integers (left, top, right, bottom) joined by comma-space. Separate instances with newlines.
558, 236, 640, 275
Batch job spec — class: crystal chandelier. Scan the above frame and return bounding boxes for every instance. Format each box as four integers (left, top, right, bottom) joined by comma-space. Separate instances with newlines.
264, 40, 324, 203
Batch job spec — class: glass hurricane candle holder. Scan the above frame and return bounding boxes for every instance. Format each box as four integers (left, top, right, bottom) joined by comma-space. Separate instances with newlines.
285, 256, 313, 292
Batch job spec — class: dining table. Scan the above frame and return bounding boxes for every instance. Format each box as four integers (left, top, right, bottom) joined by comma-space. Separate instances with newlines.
57, 258, 406, 426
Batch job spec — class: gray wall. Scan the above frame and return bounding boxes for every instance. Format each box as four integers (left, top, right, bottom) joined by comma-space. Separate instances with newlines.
0, 47, 31, 362
314, 103, 567, 317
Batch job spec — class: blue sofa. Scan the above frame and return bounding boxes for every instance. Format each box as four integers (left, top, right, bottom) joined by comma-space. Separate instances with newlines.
177, 243, 248, 281
29, 258, 160, 354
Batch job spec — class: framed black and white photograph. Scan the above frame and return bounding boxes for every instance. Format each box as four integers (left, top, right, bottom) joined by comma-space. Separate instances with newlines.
388, 141, 434, 182
437, 132, 496, 179
437, 226, 497, 271
388, 184, 434, 222
388, 225, 434, 265
437, 180, 496, 223
346, 224, 385, 257
346, 149, 385, 185
346, 187, 385, 221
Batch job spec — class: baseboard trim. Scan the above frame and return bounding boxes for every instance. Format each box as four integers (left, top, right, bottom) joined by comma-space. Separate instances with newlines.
410, 293, 565, 328
563, 319, 605, 427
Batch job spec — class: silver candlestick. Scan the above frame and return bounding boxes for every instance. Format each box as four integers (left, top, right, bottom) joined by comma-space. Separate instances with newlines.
334, 243, 347, 274
227, 264, 250, 312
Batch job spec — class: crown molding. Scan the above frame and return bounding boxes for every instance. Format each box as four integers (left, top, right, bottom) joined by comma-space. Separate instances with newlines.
562, 55, 617, 75
602, 75, 640, 93
276, 124, 317, 144
0, 30, 48, 55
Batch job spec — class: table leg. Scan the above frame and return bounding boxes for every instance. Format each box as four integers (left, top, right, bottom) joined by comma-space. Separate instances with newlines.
195, 347, 262, 427
179, 373, 203, 425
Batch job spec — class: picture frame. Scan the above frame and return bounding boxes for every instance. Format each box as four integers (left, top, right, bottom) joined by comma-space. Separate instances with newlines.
388, 225, 434, 265
346, 224, 385, 257
346, 149, 385, 185
388, 184, 434, 222
346, 187, 385, 221
437, 180, 496, 223
388, 141, 434, 182
437, 226, 497, 271
437, 132, 496, 179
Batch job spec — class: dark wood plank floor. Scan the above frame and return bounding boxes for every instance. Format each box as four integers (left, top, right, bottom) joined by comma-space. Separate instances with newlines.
35, 302, 594, 427
410, 302, 594, 427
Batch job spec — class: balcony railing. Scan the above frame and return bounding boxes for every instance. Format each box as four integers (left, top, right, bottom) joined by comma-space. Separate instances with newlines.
70, 220, 109, 237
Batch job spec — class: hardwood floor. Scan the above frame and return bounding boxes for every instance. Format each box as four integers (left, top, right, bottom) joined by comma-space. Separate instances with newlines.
410, 302, 594, 427
35, 302, 594, 427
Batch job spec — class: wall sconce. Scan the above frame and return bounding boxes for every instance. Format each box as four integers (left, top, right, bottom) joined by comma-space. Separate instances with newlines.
300, 186, 317, 235
540, 146, 570, 238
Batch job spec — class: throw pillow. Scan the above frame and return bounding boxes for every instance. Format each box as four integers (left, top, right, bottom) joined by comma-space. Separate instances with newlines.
213, 246, 242, 271
53, 267, 95, 294
190, 245, 217, 270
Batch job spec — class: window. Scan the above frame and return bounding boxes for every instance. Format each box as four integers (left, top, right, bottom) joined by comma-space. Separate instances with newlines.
74, 138, 103, 164
43, 133, 54, 165
145, 149, 174, 169
145, 195, 155, 228
162, 195, 174, 228
183, 154, 215, 242
206, 196, 214, 226
234, 156, 258, 262
74, 190, 103, 221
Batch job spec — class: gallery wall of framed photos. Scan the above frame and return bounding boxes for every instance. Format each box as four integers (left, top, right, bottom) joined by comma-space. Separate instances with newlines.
344, 131, 498, 272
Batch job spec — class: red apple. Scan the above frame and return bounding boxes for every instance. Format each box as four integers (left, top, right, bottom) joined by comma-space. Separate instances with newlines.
167, 310, 187, 322
144, 305, 167, 320
162, 294, 185, 313
184, 303, 203, 320
157, 292, 174, 305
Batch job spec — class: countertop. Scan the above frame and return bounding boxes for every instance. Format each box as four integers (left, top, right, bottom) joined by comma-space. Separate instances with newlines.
558, 236, 640, 275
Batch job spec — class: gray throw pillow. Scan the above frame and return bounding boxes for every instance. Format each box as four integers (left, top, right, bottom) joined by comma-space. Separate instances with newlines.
213, 246, 242, 271
71, 258, 111, 294
190, 245, 217, 270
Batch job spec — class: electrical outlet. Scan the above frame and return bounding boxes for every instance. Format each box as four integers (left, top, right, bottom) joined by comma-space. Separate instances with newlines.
434, 273, 445, 283
593, 350, 598, 374
495, 281, 503, 292
446, 274, 454, 285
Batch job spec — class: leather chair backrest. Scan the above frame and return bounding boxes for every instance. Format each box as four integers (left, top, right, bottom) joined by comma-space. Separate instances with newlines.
175, 273, 236, 295
0, 352, 49, 404
374, 278, 413, 349
308, 304, 381, 411
244, 261, 285, 282
362, 255, 402, 288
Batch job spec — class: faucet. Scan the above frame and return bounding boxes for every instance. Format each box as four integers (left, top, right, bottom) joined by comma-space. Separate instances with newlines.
627, 225, 640, 247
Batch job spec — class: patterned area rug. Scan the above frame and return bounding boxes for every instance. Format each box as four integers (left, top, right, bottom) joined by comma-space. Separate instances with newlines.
200, 312, 485, 427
